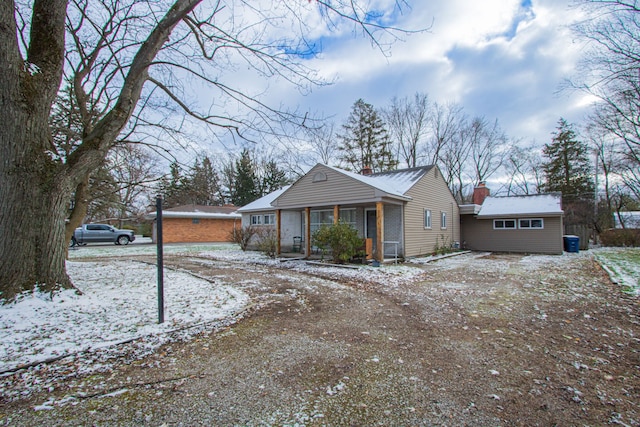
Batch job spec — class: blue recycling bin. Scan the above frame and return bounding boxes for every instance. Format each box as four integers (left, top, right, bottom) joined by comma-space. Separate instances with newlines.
563, 235, 580, 253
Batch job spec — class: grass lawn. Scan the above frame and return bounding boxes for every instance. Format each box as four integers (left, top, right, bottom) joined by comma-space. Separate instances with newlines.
595, 248, 640, 295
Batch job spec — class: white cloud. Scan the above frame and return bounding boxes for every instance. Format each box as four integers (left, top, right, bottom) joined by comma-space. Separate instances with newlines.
273, 0, 591, 146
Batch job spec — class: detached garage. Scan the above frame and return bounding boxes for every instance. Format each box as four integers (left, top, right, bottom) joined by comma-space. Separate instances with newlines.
147, 205, 240, 244
460, 193, 564, 255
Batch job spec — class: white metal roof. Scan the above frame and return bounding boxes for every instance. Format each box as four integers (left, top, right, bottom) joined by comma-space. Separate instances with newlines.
477, 193, 563, 217
146, 204, 240, 219
153, 211, 241, 219
236, 185, 291, 212
323, 164, 433, 199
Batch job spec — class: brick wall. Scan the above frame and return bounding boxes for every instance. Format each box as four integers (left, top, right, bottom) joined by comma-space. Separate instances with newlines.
162, 218, 239, 243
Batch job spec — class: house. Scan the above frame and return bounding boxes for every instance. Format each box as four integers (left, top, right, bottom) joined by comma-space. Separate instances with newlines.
460, 185, 564, 255
613, 211, 640, 229
237, 163, 460, 261
147, 204, 241, 243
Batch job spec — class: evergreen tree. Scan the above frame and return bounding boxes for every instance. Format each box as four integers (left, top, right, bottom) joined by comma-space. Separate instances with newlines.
231, 149, 260, 206
259, 160, 289, 195
338, 99, 398, 172
541, 118, 595, 203
159, 162, 188, 208
187, 157, 222, 206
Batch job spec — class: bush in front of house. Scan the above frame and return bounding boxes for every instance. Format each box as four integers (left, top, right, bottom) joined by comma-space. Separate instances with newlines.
599, 228, 640, 247
312, 221, 363, 264
255, 227, 278, 258
229, 226, 258, 251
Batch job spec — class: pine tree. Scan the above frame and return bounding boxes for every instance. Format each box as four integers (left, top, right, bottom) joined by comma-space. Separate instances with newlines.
259, 160, 289, 196
159, 162, 187, 208
231, 149, 260, 206
541, 118, 595, 203
338, 99, 398, 172
187, 157, 221, 206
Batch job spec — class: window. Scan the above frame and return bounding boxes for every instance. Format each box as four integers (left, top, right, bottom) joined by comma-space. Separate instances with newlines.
251, 214, 275, 226
519, 218, 543, 229
494, 219, 516, 229
441, 211, 447, 229
310, 210, 334, 233
192, 218, 200, 224
339, 209, 356, 228
86, 224, 111, 231
424, 209, 432, 229
312, 172, 327, 182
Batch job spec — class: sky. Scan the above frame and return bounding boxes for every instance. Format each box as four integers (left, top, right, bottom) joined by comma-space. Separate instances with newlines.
256, 0, 593, 153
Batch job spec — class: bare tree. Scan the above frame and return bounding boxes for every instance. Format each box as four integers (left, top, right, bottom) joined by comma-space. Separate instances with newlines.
384, 92, 430, 168
504, 145, 544, 196
0, 0, 420, 300
572, 0, 640, 193
107, 144, 161, 226
281, 122, 340, 177
440, 119, 472, 202
428, 101, 464, 166
307, 122, 340, 166
468, 117, 508, 185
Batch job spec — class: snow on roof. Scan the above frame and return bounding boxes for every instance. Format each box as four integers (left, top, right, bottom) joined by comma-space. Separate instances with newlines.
324, 164, 433, 199
477, 193, 563, 217
236, 185, 291, 212
146, 204, 240, 219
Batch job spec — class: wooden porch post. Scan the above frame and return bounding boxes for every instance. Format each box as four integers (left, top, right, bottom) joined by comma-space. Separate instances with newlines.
275, 209, 281, 255
376, 202, 384, 262
305, 207, 311, 258
333, 205, 339, 224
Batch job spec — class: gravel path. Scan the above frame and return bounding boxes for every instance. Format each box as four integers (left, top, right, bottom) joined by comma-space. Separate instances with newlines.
2, 252, 639, 426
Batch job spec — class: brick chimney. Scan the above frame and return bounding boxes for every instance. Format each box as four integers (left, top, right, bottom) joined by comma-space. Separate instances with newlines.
361, 166, 373, 176
473, 182, 490, 205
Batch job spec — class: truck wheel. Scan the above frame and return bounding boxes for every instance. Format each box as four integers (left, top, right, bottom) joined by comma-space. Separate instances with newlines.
117, 235, 130, 246
69, 237, 77, 248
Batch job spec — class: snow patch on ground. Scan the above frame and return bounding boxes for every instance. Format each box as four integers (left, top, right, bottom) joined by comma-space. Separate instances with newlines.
3, 242, 636, 396
593, 248, 640, 295
0, 260, 248, 373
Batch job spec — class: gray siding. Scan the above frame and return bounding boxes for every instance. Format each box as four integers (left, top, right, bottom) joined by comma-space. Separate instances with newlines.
273, 164, 377, 208
403, 168, 460, 257
461, 215, 564, 254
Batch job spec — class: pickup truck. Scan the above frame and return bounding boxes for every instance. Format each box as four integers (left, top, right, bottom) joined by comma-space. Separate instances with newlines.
71, 224, 136, 247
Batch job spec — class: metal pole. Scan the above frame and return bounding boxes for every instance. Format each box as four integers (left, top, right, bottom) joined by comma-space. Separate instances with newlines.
156, 194, 164, 324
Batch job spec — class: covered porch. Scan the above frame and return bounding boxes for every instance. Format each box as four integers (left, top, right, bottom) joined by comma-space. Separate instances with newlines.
273, 202, 404, 263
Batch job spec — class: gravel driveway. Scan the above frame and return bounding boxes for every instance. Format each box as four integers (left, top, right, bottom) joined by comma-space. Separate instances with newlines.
2, 251, 639, 426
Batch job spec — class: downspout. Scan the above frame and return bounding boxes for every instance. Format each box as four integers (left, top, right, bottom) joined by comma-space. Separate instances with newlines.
451, 202, 454, 247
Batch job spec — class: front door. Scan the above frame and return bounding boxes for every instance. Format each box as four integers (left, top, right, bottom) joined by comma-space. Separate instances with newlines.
365, 209, 377, 253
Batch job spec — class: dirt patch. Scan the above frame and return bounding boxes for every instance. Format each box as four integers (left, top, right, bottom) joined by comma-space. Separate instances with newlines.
2, 252, 639, 426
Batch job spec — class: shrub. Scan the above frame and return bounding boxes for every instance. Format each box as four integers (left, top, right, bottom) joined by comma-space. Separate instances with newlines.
312, 221, 363, 264
255, 227, 278, 258
228, 226, 257, 251
433, 234, 452, 255
599, 228, 640, 247
137, 222, 152, 237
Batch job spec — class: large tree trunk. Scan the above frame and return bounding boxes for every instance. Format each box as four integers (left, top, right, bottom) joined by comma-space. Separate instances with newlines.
1, 0, 201, 302
0, 111, 74, 300
65, 174, 91, 254
0, 0, 70, 301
